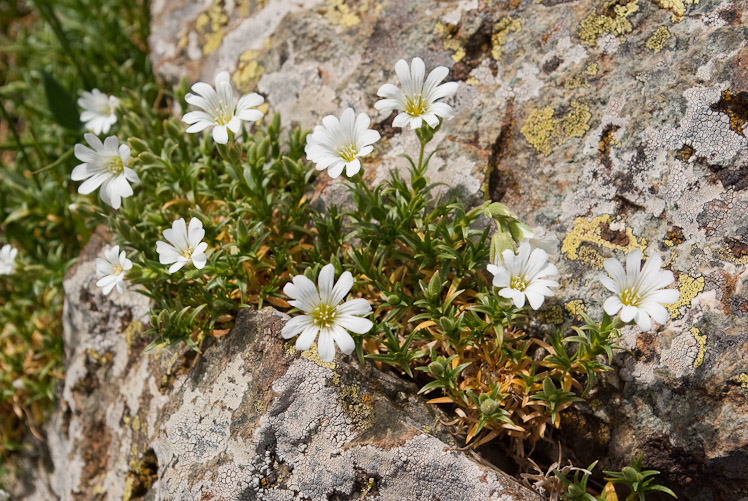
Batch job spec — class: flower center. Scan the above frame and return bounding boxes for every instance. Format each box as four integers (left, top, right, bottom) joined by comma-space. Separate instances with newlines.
182, 247, 193, 259
106, 156, 124, 175
404, 94, 427, 117
215, 99, 233, 126
96, 100, 114, 116
510, 276, 527, 291
311, 303, 337, 328
338, 144, 359, 162
113, 264, 123, 275
620, 288, 641, 306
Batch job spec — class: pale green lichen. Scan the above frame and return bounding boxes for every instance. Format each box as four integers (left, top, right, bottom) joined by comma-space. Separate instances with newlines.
521, 100, 591, 155
520, 106, 559, 156
667, 274, 704, 319
561, 215, 646, 269
434, 23, 465, 63
653, 0, 698, 21
562, 100, 592, 138
691, 327, 706, 369
565, 300, 587, 320
491, 17, 522, 60
646, 26, 671, 53
195, 1, 228, 55
578, 0, 639, 46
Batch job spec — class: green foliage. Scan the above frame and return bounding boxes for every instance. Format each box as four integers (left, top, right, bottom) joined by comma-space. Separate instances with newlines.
604, 455, 678, 501
0, 0, 152, 471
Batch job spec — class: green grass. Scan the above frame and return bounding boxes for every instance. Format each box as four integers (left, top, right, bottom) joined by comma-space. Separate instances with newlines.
0, 0, 152, 474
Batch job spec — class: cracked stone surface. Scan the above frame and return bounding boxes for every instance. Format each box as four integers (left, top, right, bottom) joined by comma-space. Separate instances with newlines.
7, 233, 539, 501
148, 1, 748, 498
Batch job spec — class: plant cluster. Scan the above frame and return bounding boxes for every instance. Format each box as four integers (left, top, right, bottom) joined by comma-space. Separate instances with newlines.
1, 3, 682, 499
0, 0, 151, 471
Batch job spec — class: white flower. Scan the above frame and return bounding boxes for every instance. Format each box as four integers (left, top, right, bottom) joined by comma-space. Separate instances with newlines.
520, 226, 559, 254
599, 249, 680, 331
95, 245, 132, 295
487, 241, 559, 309
72, 133, 139, 210
156, 218, 208, 274
305, 108, 381, 179
375, 57, 458, 129
0, 244, 18, 275
182, 71, 264, 144
282, 264, 373, 362
78, 89, 119, 135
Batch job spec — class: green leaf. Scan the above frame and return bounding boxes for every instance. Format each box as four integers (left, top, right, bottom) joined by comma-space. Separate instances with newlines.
41, 71, 81, 130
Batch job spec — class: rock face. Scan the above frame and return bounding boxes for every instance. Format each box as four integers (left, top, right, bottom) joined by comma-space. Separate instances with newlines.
9, 232, 539, 500
149, 1, 748, 499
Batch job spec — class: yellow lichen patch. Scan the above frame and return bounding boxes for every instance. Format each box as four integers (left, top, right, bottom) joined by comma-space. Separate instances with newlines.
562, 100, 592, 138
491, 17, 522, 60
465, 77, 481, 86
233, 49, 265, 91
301, 342, 336, 369
578, 0, 639, 46
667, 274, 704, 319
561, 215, 647, 269
585, 63, 599, 76
521, 106, 560, 156
646, 26, 671, 53
691, 327, 706, 369
538, 304, 564, 325
738, 373, 748, 389
195, 1, 228, 55
321, 0, 369, 28
653, 0, 698, 21
434, 23, 465, 63
564, 75, 589, 90
565, 300, 587, 320
123, 320, 143, 354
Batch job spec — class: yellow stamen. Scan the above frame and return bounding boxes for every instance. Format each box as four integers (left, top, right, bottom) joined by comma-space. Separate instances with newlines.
311, 303, 337, 328
510, 276, 527, 291
404, 94, 427, 117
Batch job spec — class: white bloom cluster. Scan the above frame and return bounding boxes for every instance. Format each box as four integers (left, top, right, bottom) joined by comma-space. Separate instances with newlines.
182, 71, 264, 144
282, 264, 373, 362
0, 244, 18, 275
73, 134, 139, 210
95, 245, 132, 295
599, 249, 680, 331
78, 89, 119, 135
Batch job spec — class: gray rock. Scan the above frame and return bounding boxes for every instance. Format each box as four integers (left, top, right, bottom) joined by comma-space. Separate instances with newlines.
149, 1, 748, 498
8, 233, 539, 500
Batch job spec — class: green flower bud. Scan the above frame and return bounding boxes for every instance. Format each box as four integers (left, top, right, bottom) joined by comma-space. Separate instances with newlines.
622, 466, 642, 483
428, 361, 445, 377
480, 397, 498, 415
567, 484, 585, 497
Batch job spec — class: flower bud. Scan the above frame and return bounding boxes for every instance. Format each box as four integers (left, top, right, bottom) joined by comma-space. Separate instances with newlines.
428, 361, 445, 377
480, 397, 498, 415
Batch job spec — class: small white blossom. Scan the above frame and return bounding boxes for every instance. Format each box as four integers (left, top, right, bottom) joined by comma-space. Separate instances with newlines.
487, 241, 559, 310
95, 245, 132, 295
599, 249, 680, 331
374, 57, 458, 129
305, 108, 381, 179
78, 89, 119, 135
0, 244, 18, 275
282, 264, 373, 362
156, 218, 208, 274
72, 133, 139, 210
182, 71, 264, 144
520, 226, 559, 254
